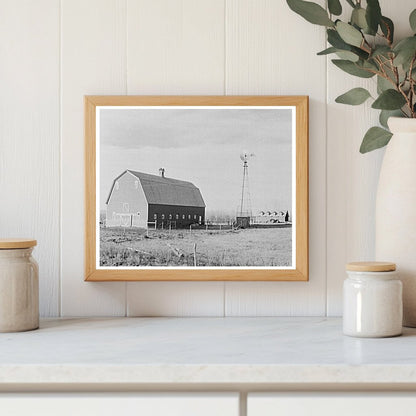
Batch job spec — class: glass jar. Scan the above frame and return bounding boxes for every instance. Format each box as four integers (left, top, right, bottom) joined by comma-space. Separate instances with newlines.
343, 262, 402, 338
0, 239, 39, 332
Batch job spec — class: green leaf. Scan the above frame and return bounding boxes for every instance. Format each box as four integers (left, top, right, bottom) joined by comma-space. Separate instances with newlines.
360, 127, 392, 153
332, 59, 375, 78
376, 67, 404, 95
371, 46, 392, 58
287, 0, 334, 27
394, 36, 416, 71
317, 47, 338, 55
327, 29, 369, 59
336, 21, 363, 47
410, 9, 416, 32
328, 0, 342, 16
317, 46, 358, 61
379, 110, 402, 129
377, 75, 392, 94
372, 89, 406, 110
371, 46, 392, 70
380, 16, 394, 44
366, 0, 382, 35
351, 7, 369, 32
335, 87, 371, 105
335, 50, 359, 62
362, 59, 379, 71
327, 29, 348, 48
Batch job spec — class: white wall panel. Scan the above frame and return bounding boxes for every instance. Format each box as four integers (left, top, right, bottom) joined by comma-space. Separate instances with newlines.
61, 0, 127, 316
126, 0, 225, 95
326, 0, 416, 316
224, 0, 327, 316
0, 393, 239, 416
248, 393, 416, 416
125, 0, 226, 316
127, 281, 225, 316
0, 1, 60, 317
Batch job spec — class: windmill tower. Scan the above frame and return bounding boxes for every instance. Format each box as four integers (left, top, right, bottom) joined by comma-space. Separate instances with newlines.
237, 151, 255, 227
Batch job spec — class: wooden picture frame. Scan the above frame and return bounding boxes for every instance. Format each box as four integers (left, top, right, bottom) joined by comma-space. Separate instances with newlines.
85, 96, 308, 281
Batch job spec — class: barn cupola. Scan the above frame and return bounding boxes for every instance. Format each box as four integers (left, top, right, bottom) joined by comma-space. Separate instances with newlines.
159, 167, 165, 178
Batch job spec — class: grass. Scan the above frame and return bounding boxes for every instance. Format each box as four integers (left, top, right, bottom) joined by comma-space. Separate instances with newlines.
100, 226, 292, 267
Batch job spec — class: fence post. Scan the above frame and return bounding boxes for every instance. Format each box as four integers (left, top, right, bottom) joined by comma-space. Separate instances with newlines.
193, 243, 197, 267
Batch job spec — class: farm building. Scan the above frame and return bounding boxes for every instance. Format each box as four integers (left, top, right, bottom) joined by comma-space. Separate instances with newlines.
252, 210, 290, 225
105, 169, 206, 229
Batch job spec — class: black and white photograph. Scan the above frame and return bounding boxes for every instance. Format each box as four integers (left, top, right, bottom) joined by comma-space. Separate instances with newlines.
97, 106, 295, 269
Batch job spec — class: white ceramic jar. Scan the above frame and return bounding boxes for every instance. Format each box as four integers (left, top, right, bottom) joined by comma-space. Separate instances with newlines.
343, 262, 402, 338
0, 239, 39, 332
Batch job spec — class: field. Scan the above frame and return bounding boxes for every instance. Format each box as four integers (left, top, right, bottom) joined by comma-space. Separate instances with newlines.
100, 226, 292, 267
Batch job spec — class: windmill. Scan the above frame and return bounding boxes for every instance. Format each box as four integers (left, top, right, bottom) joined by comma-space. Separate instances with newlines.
238, 151, 255, 222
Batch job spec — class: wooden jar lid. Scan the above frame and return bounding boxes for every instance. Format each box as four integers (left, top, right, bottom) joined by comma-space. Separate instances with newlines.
346, 261, 396, 272
0, 239, 37, 249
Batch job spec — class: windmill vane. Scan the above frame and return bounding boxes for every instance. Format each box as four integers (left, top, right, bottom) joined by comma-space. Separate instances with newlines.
240, 152, 255, 162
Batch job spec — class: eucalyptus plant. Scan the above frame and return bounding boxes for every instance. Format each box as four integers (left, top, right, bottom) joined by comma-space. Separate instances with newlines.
287, 0, 416, 153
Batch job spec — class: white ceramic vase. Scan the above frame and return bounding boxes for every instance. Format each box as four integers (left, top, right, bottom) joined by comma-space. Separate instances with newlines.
376, 117, 416, 327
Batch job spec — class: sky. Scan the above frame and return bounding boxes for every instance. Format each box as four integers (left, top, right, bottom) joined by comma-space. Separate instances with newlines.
99, 107, 293, 217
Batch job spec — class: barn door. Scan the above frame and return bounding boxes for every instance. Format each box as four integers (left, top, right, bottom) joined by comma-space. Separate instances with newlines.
132, 213, 141, 227
120, 214, 131, 227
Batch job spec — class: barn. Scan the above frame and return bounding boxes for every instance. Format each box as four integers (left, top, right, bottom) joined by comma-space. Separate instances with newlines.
105, 169, 206, 229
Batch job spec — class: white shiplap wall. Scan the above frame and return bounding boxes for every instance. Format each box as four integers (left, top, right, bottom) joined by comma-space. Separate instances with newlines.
0, 0, 412, 317
0, 1, 60, 316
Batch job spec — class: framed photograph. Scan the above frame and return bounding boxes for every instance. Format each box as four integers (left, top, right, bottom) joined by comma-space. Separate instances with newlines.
85, 96, 308, 281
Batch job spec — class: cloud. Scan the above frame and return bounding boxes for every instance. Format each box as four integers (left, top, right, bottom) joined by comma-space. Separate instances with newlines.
99, 108, 292, 150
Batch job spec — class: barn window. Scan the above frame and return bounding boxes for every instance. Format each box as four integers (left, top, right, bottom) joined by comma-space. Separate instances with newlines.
194, 214, 197, 220
175, 214, 179, 220
154, 214, 157, 220
115, 181, 119, 190
182, 214, 185, 220
162, 214, 165, 219
134, 180, 139, 189
168, 214, 172, 220
123, 202, 129, 212
188, 214, 191, 220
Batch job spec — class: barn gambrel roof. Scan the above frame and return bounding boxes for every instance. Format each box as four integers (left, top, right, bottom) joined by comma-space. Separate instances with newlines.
106, 170, 206, 208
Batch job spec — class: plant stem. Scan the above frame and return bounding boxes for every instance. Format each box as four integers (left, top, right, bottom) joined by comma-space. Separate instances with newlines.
409, 56, 416, 117
362, 36, 372, 54
371, 55, 413, 118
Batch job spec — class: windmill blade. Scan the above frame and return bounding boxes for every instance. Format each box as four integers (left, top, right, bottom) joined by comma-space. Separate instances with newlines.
240, 151, 255, 162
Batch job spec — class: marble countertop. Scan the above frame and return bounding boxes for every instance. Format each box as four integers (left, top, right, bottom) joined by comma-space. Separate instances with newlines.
1, 317, 416, 388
